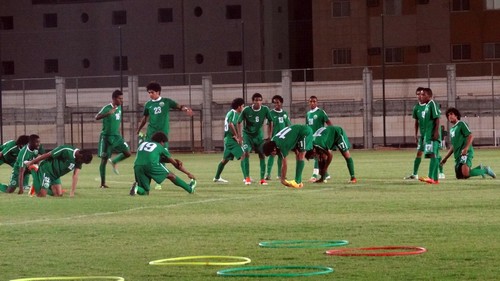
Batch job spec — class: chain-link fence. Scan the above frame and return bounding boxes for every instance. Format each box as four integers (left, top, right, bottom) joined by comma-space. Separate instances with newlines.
2, 62, 500, 151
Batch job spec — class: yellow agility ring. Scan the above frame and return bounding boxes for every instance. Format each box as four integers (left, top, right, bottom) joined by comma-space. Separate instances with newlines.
10, 277, 124, 281
149, 255, 251, 266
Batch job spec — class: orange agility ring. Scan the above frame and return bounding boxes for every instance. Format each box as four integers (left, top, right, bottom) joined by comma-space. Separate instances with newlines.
325, 246, 427, 256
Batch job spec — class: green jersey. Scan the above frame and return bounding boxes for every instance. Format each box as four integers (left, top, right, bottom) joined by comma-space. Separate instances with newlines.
14, 144, 44, 170
238, 105, 272, 137
270, 109, 291, 136
412, 102, 428, 136
143, 97, 179, 138
97, 103, 122, 136
39, 145, 83, 179
0, 140, 21, 166
224, 109, 240, 141
449, 120, 474, 161
421, 100, 441, 141
306, 107, 330, 132
312, 126, 350, 151
134, 141, 171, 166
271, 124, 313, 157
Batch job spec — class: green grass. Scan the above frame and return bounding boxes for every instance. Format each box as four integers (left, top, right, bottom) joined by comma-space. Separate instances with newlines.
1, 149, 499, 280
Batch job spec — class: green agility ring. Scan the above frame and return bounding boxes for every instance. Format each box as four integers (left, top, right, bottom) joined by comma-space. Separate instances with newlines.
217, 265, 334, 277
258, 240, 349, 248
149, 255, 251, 266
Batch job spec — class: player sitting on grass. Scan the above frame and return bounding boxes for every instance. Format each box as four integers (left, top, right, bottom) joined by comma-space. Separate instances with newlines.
305, 126, 357, 184
130, 131, 196, 196
262, 124, 313, 189
440, 107, 496, 180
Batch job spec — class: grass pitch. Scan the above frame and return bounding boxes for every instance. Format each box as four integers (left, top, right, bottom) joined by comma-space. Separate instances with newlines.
1, 149, 499, 280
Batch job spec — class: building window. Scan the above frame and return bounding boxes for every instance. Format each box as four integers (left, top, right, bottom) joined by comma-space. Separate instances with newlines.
227, 51, 242, 66
1, 61, 15, 75
159, 54, 174, 69
226, 5, 241, 19
194, 7, 203, 17
195, 54, 204, 64
486, 0, 500, 9
452, 44, 471, 60
44, 59, 58, 73
332, 0, 350, 17
332, 48, 351, 65
367, 0, 379, 7
113, 56, 128, 71
451, 0, 470, 11
82, 58, 90, 69
484, 43, 500, 59
112, 10, 127, 25
44, 13, 58, 28
384, 0, 402, 15
0, 16, 14, 30
81, 13, 89, 23
385, 47, 403, 63
158, 8, 173, 23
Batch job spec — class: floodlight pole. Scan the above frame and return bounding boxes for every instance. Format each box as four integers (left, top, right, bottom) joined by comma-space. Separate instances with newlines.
381, 14, 387, 146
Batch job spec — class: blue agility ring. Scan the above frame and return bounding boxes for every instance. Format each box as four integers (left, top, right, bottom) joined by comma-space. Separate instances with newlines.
217, 265, 334, 277
258, 240, 348, 248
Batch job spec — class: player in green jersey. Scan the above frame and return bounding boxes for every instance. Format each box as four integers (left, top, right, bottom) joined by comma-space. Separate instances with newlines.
136, 81, 193, 141
130, 132, 196, 196
417, 88, 441, 184
440, 107, 496, 179
25, 145, 93, 197
265, 95, 292, 181
305, 126, 357, 183
213, 98, 245, 183
305, 96, 332, 182
0, 134, 43, 194
237, 93, 272, 185
136, 81, 194, 190
262, 124, 313, 188
96, 90, 132, 188
0, 135, 29, 168
404, 87, 426, 180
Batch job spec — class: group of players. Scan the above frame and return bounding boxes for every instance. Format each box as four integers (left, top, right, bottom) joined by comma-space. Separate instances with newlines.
0, 83, 495, 197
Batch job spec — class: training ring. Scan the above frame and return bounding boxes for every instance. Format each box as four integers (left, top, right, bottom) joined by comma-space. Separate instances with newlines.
149, 255, 251, 266
326, 246, 427, 256
10, 277, 125, 281
217, 265, 333, 277
258, 240, 348, 248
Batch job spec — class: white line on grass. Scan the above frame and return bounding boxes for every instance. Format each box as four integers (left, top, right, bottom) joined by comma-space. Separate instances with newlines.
1, 188, 328, 226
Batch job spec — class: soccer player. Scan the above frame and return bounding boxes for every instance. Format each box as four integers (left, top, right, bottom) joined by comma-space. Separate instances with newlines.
136, 81, 193, 142
25, 145, 93, 197
305, 95, 332, 182
305, 126, 356, 183
136, 81, 193, 190
404, 87, 426, 180
237, 93, 272, 185
265, 95, 292, 180
262, 124, 313, 188
213, 98, 245, 183
0, 135, 29, 169
0, 134, 43, 194
96, 89, 132, 188
440, 107, 496, 179
418, 88, 441, 184
130, 132, 196, 196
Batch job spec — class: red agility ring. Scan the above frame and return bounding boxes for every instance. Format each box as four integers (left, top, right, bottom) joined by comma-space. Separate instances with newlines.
325, 246, 427, 256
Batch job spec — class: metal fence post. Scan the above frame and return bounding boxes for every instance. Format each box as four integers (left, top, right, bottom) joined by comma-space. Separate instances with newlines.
128, 75, 139, 151
55, 76, 66, 145
202, 75, 213, 151
363, 67, 373, 149
446, 64, 456, 109
281, 70, 292, 118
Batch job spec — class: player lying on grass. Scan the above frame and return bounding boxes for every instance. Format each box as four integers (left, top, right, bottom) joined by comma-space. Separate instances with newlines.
440, 107, 496, 179
305, 126, 357, 184
262, 124, 313, 189
130, 131, 196, 196
25, 145, 93, 197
